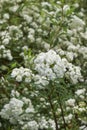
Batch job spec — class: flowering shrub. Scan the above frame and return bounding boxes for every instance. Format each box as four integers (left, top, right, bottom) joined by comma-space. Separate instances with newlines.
0, 0, 87, 130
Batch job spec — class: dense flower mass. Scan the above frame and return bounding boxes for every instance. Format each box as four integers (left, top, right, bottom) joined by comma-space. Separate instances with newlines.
0, 0, 87, 130
0, 98, 24, 123
0, 92, 37, 129
62, 58, 83, 84
34, 50, 65, 83
11, 67, 33, 82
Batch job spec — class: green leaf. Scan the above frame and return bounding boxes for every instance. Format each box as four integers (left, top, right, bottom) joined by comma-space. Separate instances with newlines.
0, 65, 8, 71
11, 62, 17, 68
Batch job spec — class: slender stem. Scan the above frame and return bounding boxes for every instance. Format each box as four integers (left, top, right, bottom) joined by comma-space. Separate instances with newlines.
48, 95, 59, 130
58, 94, 66, 130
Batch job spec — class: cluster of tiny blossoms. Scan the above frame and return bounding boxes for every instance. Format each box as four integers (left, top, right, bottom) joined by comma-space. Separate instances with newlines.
65, 88, 87, 125
33, 50, 65, 87
34, 50, 83, 85
0, 45, 13, 60
0, 90, 38, 130
62, 58, 83, 84
0, 90, 61, 130
11, 67, 33, 83
11, 50, 66, 87
11, 50, 83, 87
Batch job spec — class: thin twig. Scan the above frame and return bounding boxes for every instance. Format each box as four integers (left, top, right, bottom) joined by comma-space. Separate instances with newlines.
48, 95, 59, 130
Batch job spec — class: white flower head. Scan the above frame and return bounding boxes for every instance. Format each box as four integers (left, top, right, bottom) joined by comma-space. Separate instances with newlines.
66, 98, 75, 107
34, 50, 65, 84
75, 88, 86, 96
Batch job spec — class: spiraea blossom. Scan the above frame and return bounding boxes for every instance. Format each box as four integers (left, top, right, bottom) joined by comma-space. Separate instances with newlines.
0, 45, 13, 60
22, 121, 38, 130
62, 58, 83, 84
0, 91, 37, 129
75, 88, 86, 96
34, 50, 66, 81
70, 15, 85, 30
31, 50, 67, 88
66, 98, 75, 107
11, 67, 33, 82
0, 98, 24, 124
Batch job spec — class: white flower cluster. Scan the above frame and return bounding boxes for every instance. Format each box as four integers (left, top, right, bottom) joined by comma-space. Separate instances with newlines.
75, 88, 86, 99
62, 58, 83, 84
11, 67, 33, 82
8, 25, 23, 40
38, 116, 56, 130
0, 30, 11, 45
64, 114, 73, 123
80, 30, 87, 40
39, 116, 48, 129
34, 50, 65, 81
33, 75, 49, 88
0, 97, 24, 124
66, 98, 75, 107
11, 50, 83, 86
70, 15, 85, 30
22, 121, 38, 130
32, 50, 66, 88
79, 46, 87, 59
0, 45, 13, 60
73, 104, 86, 113
65, 89, 87, 121
75, 88, 86, 95
0, 91, 37, 129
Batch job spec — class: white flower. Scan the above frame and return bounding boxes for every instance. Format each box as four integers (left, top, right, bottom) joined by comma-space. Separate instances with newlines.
66, 98, 75, 107
16, 75, 22, 82
80, 31, 87, 40
11, 90, 20, 97
2, 38, 9, 45
23, 15, 32, 23
75, 88, 86, 96
28, 34, 35, 43
25, 107, 34, 113
48, 119, 56, 130
63, 5, 70, 12
39, 116, 48, 129
0, 45, 5, 49
3, 13, 10, 19
73, 3, 79, 8
64, 114, 73, 123
9, 98, 24, 109
79, 46, 87, 59
11, 68, 19, 78
22, 121, 38, 130
78, 108, 85, 112
34, 75, 49, 88
0, 98, 24, 123
66, 52, 74, 61
41, 2, 51, 8
62, 58, 83, 84
11, 67, 32, 83
28, 28, 35, 35
34, 50, 65, 83
2, 49, 13, 61
22, 46, 28, 50
70, 15, 85, 29
9, 5, 19, 12
79, 125, 87, 130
